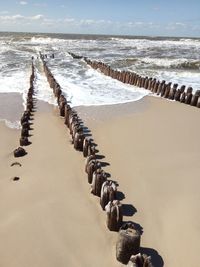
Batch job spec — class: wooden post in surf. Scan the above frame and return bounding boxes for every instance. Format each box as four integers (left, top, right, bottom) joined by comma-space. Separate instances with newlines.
180, 91, 186, 103
160, 82, 167, 97
185, 87, 193, 105
168, 83, 178, 100
163, 82, 172, 98
191, 90, 200, 106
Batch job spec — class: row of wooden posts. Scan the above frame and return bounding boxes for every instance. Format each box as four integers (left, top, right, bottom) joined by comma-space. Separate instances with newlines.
41, 53, 153, 267
68, 52, 200, 109
14, 63, 36, 157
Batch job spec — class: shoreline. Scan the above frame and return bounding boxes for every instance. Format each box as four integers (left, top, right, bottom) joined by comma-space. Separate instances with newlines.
2, 91, 198, 129
0, 92, 24, 128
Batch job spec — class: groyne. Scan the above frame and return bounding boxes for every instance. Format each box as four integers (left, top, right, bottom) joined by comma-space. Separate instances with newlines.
40, 53, 158, 266
68, 52, 200, 109
13, 62, 36, 158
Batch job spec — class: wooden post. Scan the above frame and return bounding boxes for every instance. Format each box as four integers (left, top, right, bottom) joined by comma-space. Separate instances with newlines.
163, 82, 172, 98
185, 87, 193, 105
191, 90, 200, 106
116, 222, 141, 264
105, 200, 123, 231
168, 84, 178, 100
157, 80, 165, 95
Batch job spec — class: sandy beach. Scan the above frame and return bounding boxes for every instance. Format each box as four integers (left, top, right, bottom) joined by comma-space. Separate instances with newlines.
77, 96, 200, 266
0, 95, 200, 267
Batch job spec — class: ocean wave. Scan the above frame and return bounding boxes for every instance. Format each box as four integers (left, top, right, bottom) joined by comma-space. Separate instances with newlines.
133, 57, 200, 70
29, 36, 66, 45
110, 58, 139, 68
175, 60, 200, 70
0, 68, 30, 94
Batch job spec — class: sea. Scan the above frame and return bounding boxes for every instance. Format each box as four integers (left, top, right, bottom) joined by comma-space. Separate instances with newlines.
0, 32, 199, 128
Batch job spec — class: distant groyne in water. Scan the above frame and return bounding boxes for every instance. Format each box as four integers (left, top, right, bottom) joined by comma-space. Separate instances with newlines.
68, 52, 200, 109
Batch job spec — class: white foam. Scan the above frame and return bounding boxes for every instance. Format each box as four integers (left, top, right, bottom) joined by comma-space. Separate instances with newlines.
109, 37, 200, 50
154, 71, 200, 92
0, 119, 21, 129
139, 57, 189, 68
47, 59, 149, 107
34, 63, 57, 105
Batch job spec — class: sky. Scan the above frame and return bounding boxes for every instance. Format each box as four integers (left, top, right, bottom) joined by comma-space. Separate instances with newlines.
0, 0, 200, 37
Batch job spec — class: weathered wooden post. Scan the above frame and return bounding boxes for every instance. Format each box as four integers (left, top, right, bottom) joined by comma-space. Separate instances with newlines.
147, 78, 153, 91
140, 77, 145, 88
185, 87, 193, 105
163, 82, 172, 98
180, 91, 186, 103
14, 147, 27, 157
150, 78, 156, 91
85, 154, 96, 173
157, 80, 165, 95
83, 137, 92, 157
116, 222, 141, 264
87, 160, 101, 184
20, 137, 30, 146
153, 81, 160, 94
191, 90, 200, 106
100, 180, 117, 210
91, 169, 107, 197
58, 95, 67, 117
174, 85, 185, 102
144, 77, 149, 89
74, 131, 84, 151
105, 200, 123, 231
21, 127, 29, 138
128, 253, 153, 267
168, 83, 178, 100
160, 82, 167, 97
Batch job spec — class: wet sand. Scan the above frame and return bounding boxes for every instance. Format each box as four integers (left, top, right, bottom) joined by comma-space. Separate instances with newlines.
0, 93, 24, 128
0, 96, 200, 266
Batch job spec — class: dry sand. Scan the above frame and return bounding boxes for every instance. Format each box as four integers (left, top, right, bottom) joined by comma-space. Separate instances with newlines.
0, 95, 199, 267
77, 96, 200, 267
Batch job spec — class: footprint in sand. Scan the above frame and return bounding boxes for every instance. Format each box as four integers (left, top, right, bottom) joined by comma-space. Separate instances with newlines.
10, 162, 22, 167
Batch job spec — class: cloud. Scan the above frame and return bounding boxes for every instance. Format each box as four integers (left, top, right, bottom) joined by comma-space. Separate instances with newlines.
0, 14, 44, 24
31, 14, 44, 20
0, 14, 24, 21
165, 22, 186, 31
0, 13, 198, 36
79, 19, 95, 26
19, 1, 28, 5
127, 21, 155, 28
